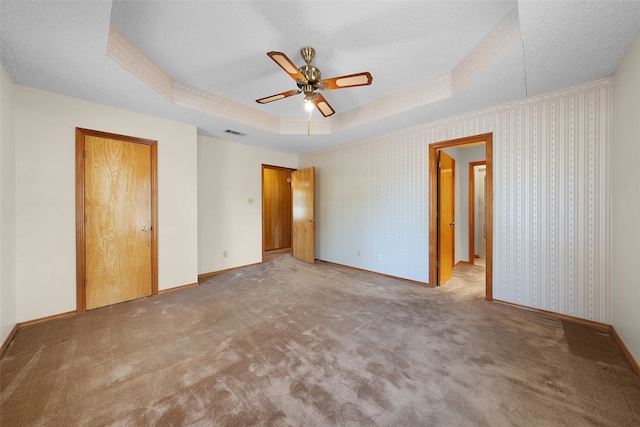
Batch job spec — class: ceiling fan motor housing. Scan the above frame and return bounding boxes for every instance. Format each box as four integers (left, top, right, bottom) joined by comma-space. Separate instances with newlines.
299, 64, 321, 84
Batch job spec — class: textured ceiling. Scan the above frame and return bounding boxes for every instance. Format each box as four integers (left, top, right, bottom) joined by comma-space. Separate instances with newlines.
2, 1, 639, 154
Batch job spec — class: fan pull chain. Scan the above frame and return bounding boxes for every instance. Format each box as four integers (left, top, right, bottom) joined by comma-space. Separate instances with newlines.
307, 110, 312, 136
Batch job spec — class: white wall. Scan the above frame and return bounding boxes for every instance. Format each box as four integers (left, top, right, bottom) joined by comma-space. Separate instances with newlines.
301, 134, 430, 283
197, 135, 297, 275
0, 62, 17, 343
442, 145, 486, 264
15, 86, 198, 322
300, 78, 611, 323
612, 30, 640, 364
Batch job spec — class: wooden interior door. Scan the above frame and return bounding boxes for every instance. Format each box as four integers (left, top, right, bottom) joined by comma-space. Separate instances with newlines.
438, 151, 455, 285
81, 132, 154, 310
292, 167, 315, 263
263, 166, 293, 251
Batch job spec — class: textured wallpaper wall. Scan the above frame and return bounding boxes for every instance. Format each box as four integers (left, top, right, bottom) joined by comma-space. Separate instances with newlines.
299, 78, 611, 323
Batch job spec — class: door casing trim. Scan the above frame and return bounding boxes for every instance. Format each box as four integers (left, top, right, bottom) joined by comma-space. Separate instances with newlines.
428, 133, 493, 300
75, 128, 158, 313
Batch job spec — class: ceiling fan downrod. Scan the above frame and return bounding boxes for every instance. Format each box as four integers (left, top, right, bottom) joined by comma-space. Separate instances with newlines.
298, 47, 322, 84
300, 46, 315, 64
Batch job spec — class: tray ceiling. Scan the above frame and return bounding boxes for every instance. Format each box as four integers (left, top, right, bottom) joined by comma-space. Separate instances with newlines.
1, 1, 639, 154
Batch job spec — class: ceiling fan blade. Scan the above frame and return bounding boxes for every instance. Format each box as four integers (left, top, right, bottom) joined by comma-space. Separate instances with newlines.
319, 72, 373, 90
256, 89, 301, 104
313, 93, 335, 117
267, 51, 308, 85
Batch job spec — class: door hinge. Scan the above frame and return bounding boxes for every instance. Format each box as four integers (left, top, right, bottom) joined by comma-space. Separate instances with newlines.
437, 261, 440, 268
84, 214, 87, 223
83, 150, 86, 159
84, 279, 87, 289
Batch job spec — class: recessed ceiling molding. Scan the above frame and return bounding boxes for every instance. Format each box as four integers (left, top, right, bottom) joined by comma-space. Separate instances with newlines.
107, 25, 174, 102
333, 73, 452, 132
451, 6, 520, 93
280, 117, 332, 135
173, 82, 279, 133
107, 6, 521, 137
107, 24, 334, 134
108, 25, 280, 133
333, 6, 520, 132
317, 77, 613, 158
409, 77, 613, 139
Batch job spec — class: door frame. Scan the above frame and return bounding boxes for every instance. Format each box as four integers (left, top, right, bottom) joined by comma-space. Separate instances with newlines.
429, 133, 492, 300
261, 164, 295, 262
75, 128, 158, 313
469, 160, 486, 266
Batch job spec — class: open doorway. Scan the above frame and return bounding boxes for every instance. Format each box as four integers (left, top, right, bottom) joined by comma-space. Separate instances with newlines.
469, 161, 487, 267
429, 133, 493, 300
262, 165, 295, 261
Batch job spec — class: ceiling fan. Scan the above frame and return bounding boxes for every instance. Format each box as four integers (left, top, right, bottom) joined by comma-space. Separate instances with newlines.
256, 46, 373, 117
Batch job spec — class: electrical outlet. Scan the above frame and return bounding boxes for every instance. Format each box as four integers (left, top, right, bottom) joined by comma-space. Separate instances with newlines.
223, 250, 228, 258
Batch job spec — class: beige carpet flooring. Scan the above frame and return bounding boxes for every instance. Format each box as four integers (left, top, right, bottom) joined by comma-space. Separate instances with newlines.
2, 255, 640, 426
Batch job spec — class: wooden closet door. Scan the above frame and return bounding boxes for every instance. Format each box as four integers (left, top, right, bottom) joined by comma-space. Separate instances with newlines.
84, 135, 152, 309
